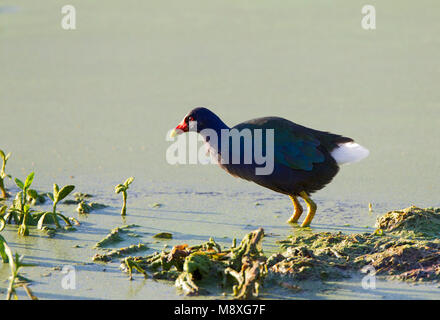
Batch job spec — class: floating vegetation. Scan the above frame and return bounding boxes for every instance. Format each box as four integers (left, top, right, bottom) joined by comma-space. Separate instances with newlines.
0, 150, 11, 199
94, 224, 140, 248
37, 184, 75, 230
93, 243, 148, 262
120, 229, 267, 299
153, 232, 173, 239
114, 177, 134, 216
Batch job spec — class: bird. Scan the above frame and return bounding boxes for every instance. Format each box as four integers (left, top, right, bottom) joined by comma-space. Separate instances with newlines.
170, 107, 369, 227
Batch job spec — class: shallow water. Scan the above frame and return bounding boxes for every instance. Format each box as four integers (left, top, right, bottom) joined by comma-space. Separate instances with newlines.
1, 0, 440, 299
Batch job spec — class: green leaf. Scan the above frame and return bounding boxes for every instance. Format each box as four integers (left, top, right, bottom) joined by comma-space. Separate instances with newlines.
0, 236, 9, 262
24, 172, 35, 189
57, 185, 75, 202
0, 217, 5, 232
27, 189, 38, 199
53, 184, 60, 197
4, 243, 15, 275
124, 177, 134, 187
0, 150, 4, 160
47, 193, 54, 202
0, 235, 8, 262
57, 213, 72, 226
114, 184, 125, 194
5, 152, 11, 161
37, 212, 50, 230
15, 178, 24, 190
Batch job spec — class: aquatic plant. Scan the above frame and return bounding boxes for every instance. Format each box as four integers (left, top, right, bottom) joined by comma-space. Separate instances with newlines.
12, 172, 34, 212
0, 150, 11, 199
37, 184, 75, 229
120, 229, 267, 299
7, 172, 37, 236
0, 234, 37, 299
0, 206, 6, 232
124, 257, 148, 280
114, 177, 134, 216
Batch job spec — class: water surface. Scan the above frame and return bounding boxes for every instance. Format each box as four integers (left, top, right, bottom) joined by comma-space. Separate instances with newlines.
1, 0, 440, 299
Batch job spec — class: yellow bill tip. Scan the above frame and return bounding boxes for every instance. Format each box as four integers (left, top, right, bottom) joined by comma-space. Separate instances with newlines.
169, 129, 178, 138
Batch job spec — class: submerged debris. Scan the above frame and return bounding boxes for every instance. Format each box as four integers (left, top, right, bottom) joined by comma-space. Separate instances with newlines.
94, 224, 140, 248
93, 243, 148, 262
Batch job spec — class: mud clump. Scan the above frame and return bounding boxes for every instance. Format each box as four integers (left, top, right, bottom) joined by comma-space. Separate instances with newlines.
376, 206, 440, 238
270, 232, 382, 282
93, 243, 148, 262
361, 239, 440, 282
120, 228, 267, 299
271, 207, 440, 284
93, 224, 140, 248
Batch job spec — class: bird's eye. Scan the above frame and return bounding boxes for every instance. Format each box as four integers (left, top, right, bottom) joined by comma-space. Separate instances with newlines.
188, 116, 194, 122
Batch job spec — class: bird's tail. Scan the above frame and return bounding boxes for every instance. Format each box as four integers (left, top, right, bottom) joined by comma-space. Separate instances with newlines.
330, 142, 369, 165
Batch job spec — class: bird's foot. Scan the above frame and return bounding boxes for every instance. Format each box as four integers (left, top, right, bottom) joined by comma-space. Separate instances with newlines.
300, 221, 312, 228
286, 217, 299, 224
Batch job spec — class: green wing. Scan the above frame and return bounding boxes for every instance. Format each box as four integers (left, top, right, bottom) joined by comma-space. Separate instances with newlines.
234, 118, 325, 171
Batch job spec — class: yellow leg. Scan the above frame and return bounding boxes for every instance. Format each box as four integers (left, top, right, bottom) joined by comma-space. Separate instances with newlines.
286, 195, 303, 224
299, 191, 317, 228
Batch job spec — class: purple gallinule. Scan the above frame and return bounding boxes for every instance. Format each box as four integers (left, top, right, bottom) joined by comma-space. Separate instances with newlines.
170, 107, 369, 227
